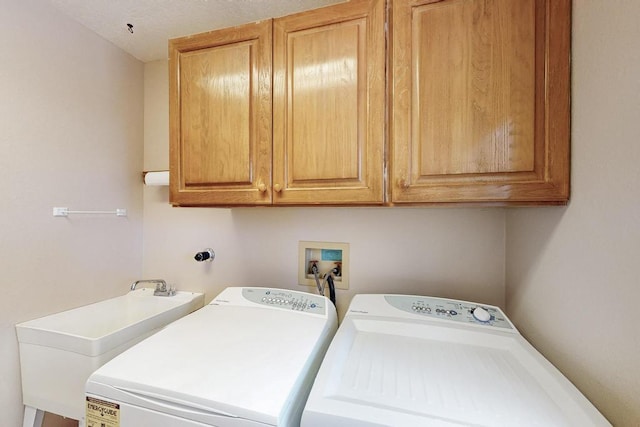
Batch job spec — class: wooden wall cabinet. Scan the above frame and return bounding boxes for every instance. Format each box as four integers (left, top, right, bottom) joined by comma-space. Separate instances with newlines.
170, 0, 570, 207
389, 0, 571, 205
170, 0, 385, 206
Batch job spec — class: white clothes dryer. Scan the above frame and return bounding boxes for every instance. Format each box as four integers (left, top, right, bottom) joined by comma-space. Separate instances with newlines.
85, 287, 337, 427
301, 294, 610, 427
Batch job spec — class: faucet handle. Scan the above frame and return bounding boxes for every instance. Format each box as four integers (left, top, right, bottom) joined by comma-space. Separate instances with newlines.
131, 279, 170, 294
154, 281, 167, 293
153, 280, 176, 296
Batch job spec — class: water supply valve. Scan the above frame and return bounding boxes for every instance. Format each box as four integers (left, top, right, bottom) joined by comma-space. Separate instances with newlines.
194, 248, 215, 262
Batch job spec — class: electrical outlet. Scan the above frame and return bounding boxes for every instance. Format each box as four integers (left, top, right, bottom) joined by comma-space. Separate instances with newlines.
298, 241, 349, 290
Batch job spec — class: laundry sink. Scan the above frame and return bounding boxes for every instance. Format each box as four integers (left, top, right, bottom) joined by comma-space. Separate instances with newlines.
16, 287, 204, 425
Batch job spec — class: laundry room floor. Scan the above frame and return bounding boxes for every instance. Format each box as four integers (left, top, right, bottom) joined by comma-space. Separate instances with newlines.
43, 412, 78, 427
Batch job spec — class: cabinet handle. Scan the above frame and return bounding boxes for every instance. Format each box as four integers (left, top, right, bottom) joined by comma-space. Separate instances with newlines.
258, 182, 267, 192
398, 178, 410, 189
273, 183, 282, 193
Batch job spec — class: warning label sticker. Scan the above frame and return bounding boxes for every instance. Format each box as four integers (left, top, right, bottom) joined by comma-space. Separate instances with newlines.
86, 396, 120, 427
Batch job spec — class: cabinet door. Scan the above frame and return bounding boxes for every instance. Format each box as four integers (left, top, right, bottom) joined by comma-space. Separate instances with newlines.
390, 0, 570, 204
273, 0, 385, 205
169, 20, 272, 206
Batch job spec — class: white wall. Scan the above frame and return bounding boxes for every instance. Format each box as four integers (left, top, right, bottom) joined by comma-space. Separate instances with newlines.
0, 0, 144, 425
506, 1, 640, 425
143, 60, 507, 320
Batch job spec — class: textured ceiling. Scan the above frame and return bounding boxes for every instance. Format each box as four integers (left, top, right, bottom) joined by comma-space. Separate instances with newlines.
48, 0, 345, 63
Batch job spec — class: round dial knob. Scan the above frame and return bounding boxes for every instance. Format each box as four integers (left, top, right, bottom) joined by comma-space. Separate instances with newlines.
472, 306, 491, 322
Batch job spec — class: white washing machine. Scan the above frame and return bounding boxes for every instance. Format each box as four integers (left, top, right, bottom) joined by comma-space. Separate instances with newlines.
85, 287, 337, 427
302, 294, 611, 427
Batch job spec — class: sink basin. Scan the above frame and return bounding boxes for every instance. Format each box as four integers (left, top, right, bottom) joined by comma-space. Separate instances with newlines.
16, 287, 204, 422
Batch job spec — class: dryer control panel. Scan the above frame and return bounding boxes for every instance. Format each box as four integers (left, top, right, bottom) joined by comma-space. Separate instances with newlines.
383, 295, 514, 330
241, 288, 328, 315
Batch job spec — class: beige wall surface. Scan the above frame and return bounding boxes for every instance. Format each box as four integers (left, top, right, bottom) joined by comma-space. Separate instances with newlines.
142, 61, 507, 319
506, 1, 640, 425
0, 0, 144, 426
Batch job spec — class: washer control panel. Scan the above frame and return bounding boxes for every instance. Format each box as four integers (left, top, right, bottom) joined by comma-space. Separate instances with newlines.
242, 288, 327, 315
384, 295, 513, 329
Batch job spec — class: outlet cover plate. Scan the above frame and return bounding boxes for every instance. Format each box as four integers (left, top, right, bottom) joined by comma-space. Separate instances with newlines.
298, 241, 349, 290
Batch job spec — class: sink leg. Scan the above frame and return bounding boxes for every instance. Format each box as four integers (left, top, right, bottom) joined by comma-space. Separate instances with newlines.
23, 406, 44, 427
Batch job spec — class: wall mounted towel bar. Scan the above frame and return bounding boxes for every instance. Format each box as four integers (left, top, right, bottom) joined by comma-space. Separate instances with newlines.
52, 207, 127, 217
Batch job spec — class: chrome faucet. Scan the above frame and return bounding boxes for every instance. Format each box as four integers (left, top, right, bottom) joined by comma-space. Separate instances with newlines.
130, 279, 175, 296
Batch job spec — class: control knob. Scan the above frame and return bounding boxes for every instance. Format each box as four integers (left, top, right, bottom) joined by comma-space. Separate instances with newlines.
472, 306, 491, 322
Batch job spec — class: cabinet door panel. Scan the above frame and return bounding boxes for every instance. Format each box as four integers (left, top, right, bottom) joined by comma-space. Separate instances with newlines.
415, 0, 535, 176
170, 21, 272, 206
391, 0, 570, 204
274, 0, 385, 204
289, 23, 360, 182
181, 43, 252, 185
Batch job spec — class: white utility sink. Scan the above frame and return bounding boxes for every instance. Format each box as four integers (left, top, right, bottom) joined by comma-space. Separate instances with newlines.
16, 287, 204, 426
